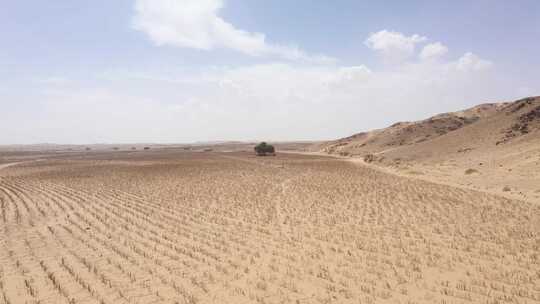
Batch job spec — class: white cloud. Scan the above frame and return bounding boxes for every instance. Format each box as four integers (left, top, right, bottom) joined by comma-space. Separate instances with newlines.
325, 66, 372, 88
15, 54, 505, 144
420, 42, 448, 60
132, 0, 335, 63
365, 30, 427, 63
336, 66, 372, 81
3, 29, 518, 144
455, 52, 493, 71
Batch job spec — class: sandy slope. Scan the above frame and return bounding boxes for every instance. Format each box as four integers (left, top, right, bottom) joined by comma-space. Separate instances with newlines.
315, 96, 540, 204
0, 151, 538, 304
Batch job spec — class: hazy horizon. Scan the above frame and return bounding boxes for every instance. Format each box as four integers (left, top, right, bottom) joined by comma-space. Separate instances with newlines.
2, 94, 539, 147
0, 139, 316, 146
2, 1, 539, 144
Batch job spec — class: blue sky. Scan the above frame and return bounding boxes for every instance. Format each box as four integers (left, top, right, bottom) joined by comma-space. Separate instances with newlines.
1, 1, 539, 144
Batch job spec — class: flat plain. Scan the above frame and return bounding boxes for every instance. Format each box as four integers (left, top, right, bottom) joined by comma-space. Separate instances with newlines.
0, 150, 538, 304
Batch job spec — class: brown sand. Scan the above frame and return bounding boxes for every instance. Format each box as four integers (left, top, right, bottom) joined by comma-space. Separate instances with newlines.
315, 96, 540, 205
0, 150, 538, 304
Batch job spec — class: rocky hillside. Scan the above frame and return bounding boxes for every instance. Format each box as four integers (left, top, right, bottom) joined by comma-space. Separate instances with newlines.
315, 96, 540, 202
317, 97, 539, 159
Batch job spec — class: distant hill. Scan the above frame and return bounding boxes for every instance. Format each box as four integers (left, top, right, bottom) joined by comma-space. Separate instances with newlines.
315, 96, 539, 158
314, 96, 540, 202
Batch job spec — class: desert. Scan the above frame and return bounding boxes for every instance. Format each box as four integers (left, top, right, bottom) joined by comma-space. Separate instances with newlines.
3, 1, 540, 303
1, 143, 539, 304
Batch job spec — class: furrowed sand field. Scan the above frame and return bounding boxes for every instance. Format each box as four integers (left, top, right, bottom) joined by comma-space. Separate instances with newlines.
0, 150, 538, 304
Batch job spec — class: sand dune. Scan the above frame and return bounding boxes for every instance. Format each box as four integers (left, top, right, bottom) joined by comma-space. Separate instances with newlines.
315, 96, 540, 204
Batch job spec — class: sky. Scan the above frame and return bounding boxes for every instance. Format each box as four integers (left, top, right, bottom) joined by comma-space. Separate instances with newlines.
1, 0, 539, 144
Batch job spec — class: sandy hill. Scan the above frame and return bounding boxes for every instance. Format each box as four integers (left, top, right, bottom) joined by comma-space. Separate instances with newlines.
316, 96, 540, 203
316, 102, 510, 156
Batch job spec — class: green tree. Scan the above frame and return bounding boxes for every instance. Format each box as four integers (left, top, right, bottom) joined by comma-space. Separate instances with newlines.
254, 142, 275, 156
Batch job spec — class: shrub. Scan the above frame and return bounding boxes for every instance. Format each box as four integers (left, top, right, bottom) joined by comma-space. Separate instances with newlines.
254, 142, 275, 156
464, 168, 478, 175
364, 154, 375, 163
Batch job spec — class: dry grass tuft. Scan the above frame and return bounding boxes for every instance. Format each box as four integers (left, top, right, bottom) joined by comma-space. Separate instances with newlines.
464, 168, 479, 175
0, 150, 538, 304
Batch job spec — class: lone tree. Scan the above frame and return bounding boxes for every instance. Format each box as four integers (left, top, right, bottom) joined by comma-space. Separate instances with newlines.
254, 142, 275, 156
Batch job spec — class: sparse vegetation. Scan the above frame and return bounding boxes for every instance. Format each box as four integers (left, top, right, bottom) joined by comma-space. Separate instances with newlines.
0, 151, 537, 304
464, 168, 479, 175
364, 153, 375, 163
254, 142, 275, 156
